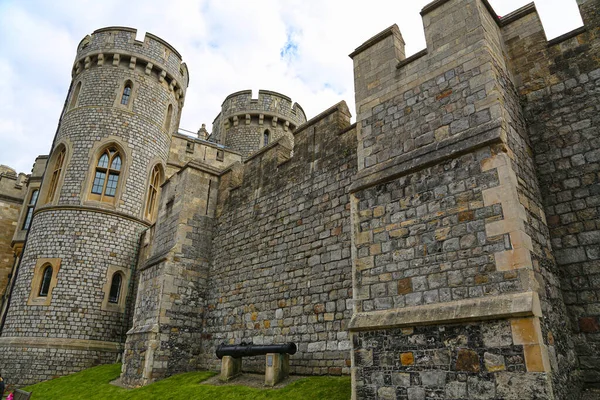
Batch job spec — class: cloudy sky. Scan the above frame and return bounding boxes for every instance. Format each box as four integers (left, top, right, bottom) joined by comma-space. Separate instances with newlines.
0, 0, 583, 173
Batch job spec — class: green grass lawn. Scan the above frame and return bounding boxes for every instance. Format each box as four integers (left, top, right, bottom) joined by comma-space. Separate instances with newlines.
22, 364, 351, 400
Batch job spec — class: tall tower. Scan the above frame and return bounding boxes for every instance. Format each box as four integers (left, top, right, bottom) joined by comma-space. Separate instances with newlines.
211, 90, 306, 158
0, 27, 188, 386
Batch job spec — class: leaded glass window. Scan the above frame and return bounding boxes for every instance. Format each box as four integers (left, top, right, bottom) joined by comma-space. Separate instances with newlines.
23, 189, 39, 230
91, 147, 121, 200
46, 148, 65, 203
121, 81, 132, 105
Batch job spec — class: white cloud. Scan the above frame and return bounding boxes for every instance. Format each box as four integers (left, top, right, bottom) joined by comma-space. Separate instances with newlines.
0, 0, 585, 173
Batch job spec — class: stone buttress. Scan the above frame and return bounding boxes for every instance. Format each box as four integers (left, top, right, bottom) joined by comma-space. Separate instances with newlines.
348, 0, 582, 398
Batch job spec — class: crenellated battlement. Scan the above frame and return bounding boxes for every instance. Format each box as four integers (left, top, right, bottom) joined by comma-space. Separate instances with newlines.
211, 89, 307, 158
73, 27, 188, 97
217, 89, 306, 129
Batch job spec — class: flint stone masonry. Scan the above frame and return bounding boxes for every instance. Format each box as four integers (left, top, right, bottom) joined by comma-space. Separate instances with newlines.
1, 0, 600, 397
0, 26, 188, 387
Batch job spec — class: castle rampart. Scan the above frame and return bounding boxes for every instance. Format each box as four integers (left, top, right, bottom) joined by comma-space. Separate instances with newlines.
1, 1, 600, 397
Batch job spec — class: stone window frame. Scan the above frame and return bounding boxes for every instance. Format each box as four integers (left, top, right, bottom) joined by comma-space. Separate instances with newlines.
164, 104, 174, 134
186, 141, 195, 153
38, 140, 72, 207
21, 188, 40, 230
27, 258, 61, 306
142, 161, 165, 223
69, 80, 83, 111
101, 265, 131, 313
82, 137, 132, 210
263, 129, 271, 147
113, 78, 138, 112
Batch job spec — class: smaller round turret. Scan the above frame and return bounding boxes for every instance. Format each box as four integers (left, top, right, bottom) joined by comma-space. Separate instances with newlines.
211, 90, 306, 158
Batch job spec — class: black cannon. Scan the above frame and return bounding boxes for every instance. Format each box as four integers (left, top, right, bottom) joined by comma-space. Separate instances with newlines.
216, 342, 297, 359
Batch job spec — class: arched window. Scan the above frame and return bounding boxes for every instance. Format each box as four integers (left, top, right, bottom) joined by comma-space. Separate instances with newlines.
145, 165, 162, 221
39, 265, 53, 297
70, 82, 82, 110
121, 81, 132, 105
264, 130, 270, 147
46, 148, 65, 203
91, 146, 122, 200
164, 104, 173, 133
108, 272, 123, 304
22, 189, 39, 230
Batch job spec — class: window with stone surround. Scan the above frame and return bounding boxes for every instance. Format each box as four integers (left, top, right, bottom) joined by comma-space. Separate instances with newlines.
22, 189, 39, 230
263, 129, 270, 147
108, 272, 123, 303
90, 146, 122, 204
164, 104, 173, 133
70, 81, 82, 110
101, 266, 130, 312
144, 164, 163, 222
121, 81, 132, 105
45, 147, 65, 204
28, 258, 60, 306
39, 265, 52, 296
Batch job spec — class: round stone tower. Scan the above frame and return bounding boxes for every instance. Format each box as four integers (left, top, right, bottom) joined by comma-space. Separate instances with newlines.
0, 27, 188, 385
211, 90, 307, 158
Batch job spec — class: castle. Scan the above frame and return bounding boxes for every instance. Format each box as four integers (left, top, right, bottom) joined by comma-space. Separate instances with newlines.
0, 0, 599, 398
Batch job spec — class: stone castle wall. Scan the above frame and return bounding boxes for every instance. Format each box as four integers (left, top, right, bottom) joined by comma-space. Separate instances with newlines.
204, 102, 356, 374
347, 0, 583, 398
503, 0, 600, 389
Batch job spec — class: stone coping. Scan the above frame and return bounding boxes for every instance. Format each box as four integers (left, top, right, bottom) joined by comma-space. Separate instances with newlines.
348, 291, 541, 331
548, 26, 587, 47
499, 3, 537, 26
349, 25, 403, 59
0, 337, 123, 352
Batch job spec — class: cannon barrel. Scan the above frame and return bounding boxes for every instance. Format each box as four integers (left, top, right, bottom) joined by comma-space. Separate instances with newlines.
216, 342, 297, 359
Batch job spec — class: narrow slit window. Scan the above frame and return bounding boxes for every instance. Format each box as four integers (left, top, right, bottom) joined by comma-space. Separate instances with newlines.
39, 265, 53, 297
46, 148, 65, 203
264, 130, 270, 147
121, 82, 132, 105
164, 104, 173, 133
70, 82, 82, 110
145, 165, 162, 221
22, 189, 39, 230
109, 273, 122, 303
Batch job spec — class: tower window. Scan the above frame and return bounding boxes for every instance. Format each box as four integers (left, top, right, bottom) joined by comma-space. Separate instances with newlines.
46, 147, 65, 204
22, 189, 39, 230
121, 81, 133, 105
70, 82, 82, 110
90, 146, 122, 202
144, 165, 163, 221
27, 258, 61, 306
165, 104, 173, 133
264, 130, 270, 147
39, 265, 53, 297
108, 272, 123, 303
